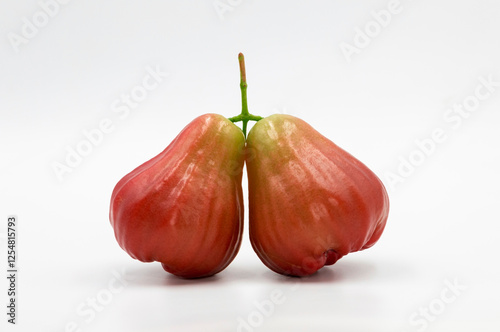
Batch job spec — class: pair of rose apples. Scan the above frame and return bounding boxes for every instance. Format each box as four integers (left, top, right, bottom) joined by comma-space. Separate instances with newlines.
109, 54, 389, 279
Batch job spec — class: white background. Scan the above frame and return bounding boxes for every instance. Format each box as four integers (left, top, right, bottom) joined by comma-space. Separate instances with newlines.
1, 1, 500, 331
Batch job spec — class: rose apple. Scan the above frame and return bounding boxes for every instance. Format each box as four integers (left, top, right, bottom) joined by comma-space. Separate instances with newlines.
246, 114, 389, 277
109, 114, 245, 278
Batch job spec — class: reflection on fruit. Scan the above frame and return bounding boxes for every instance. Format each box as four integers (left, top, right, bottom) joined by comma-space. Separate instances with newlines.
109, 114, 245, 278
246, 114, 389, 276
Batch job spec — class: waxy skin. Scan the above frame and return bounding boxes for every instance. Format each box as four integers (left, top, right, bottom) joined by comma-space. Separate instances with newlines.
109, 114, 245, 278
246, 114, 389, 277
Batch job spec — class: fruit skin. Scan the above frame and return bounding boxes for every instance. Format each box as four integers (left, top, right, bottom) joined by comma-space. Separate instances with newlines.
246, 114, 389, 277
109, 114, 245, 278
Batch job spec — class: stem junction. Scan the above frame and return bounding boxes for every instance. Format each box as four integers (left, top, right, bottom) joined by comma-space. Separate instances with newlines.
228, 53, 263, 137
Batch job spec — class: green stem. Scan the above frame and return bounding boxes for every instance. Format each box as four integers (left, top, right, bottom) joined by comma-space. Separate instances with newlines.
239, 53, 249, 117
228, 53, 263, 138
